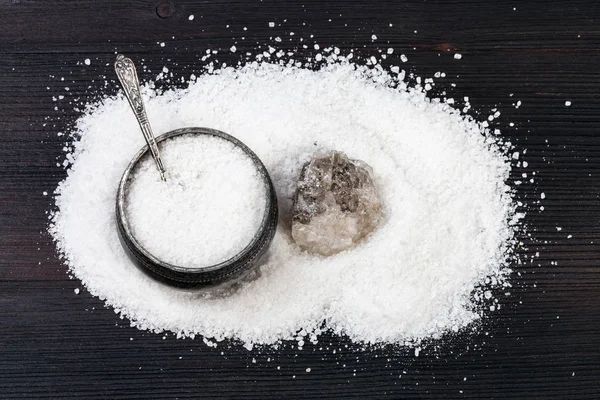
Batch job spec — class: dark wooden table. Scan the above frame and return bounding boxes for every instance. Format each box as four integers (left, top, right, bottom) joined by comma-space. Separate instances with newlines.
1, 0, 600, 398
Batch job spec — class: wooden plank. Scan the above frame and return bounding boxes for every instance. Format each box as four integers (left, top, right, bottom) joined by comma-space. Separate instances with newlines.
0, 0, 599, 398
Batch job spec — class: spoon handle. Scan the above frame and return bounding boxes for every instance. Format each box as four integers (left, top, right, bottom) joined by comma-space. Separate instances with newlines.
114, 54, 167, 181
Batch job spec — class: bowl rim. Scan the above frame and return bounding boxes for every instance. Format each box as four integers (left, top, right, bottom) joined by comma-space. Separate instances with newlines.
115, 126, 278, 287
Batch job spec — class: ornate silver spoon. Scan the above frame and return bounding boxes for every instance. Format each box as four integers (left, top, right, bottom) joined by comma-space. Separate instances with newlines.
114, 54, 167, 181
113, 54, 278, 290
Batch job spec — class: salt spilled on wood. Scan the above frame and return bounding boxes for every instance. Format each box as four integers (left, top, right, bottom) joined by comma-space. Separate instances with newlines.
126, 134, 267, 268
49, 48, 519, 348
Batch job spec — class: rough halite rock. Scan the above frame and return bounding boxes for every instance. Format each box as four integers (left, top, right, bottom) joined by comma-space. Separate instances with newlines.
292, 151, 383, 256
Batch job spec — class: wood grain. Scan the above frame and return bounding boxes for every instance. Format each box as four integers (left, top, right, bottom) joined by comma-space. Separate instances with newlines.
1, 0, 599, 398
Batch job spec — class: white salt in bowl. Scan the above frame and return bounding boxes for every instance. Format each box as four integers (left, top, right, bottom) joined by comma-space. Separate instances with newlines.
116, 127, 278, 290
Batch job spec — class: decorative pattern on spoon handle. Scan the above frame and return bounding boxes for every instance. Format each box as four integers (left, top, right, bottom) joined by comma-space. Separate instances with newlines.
114, 54, 167, 181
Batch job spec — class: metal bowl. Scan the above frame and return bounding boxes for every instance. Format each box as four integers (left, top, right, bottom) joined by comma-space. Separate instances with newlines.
116, 127, 278, 290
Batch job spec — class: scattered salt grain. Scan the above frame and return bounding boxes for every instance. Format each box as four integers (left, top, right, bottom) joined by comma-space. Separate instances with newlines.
188, 15, 194, 21
74, 288, 80, 295
84, 58, 91, 66
230, 45, 237, 53
371, 34, 377, 41
454, 53, 462, 60
400, 54, 408, 63
269, 22, 274, 27
50, 50, 518, 347
565, 100, 572, 107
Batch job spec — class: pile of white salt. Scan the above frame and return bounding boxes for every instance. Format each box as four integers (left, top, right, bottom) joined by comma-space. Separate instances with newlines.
49, 54, 518, 348
125, 134, 267, 268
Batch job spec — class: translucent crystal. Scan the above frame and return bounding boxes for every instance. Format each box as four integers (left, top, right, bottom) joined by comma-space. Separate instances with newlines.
292, 151, 383, 256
